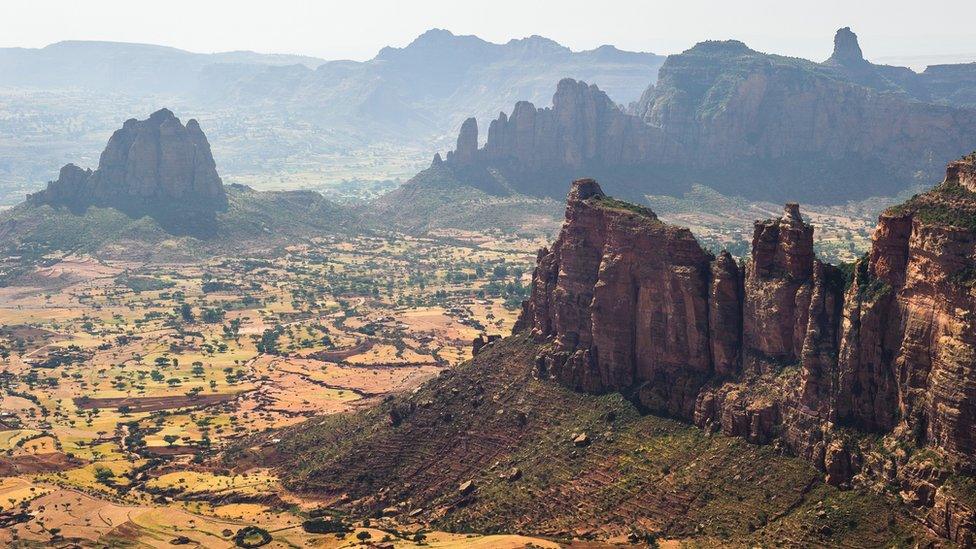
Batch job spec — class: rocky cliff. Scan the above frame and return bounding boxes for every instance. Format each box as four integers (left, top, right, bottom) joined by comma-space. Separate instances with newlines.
29, 108, 225, 211
518, 158, 976, 542
635, 29, 976, 200
424, 78, 672, 199
429, 28, 976, 204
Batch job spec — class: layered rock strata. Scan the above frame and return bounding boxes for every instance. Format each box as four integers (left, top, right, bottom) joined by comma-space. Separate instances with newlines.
428, 29, 976, 203
517, 161, 976, 542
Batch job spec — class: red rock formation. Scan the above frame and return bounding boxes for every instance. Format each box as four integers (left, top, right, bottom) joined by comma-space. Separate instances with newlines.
708, 251, 742, 378
518, 159, 976, 542
742, 203, 817, 367
523, 179, 712, 417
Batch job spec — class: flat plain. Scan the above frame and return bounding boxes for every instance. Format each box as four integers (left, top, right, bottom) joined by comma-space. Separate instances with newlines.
0, 232, 538, 546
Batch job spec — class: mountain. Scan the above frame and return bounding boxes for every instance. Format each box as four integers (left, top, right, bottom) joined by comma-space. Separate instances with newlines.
634, 29, 976, 201
0, 109, 356, 271
0, 40, 327, 96
252, 155, 976, 545
414, 28, 976, 213
0, 31, 665, 205
28, 108, 225, 213
515, 157, 976, 542
369, 78, 667, 233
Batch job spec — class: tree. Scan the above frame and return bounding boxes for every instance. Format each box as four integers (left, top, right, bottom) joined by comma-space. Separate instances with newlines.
94, 467, 115, 485
163, 434, 179, 447
201, 308, 225, 324
179, 303, 194, 322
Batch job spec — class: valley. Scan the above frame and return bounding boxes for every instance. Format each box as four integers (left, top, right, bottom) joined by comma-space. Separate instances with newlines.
2, 8, 976, 547
0, 232, 537, 546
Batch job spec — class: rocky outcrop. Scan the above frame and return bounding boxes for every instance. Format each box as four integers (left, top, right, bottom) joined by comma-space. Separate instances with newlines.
525, 179, 712, 417
29, 108, 225, 211
479, 79, 669, 171
741, 203, 818, 366
450, 117, 479, 166
471, 334, 500, 356
518, 158, 976, 542
827, 27, 865, 66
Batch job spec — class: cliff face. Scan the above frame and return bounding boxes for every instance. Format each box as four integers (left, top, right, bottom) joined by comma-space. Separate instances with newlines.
637, 34, 976, 193
448, 79, 669, 172
523, 179, 712, 417
430, 29, 976, 204
30, 108, 225, 211
519, 160, 976, 542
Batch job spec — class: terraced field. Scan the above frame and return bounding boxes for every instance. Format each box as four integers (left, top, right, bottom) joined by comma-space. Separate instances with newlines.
0, 233, 537, 546
257, 336, 937, 547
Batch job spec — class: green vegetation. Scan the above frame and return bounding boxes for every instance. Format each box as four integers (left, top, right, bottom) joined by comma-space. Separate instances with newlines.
233, 526, 272, 548
888, 178, 976, 231
258, 336, 927, 546
301, 517, 352, 534
116, 275, 176, 292
592, 195, 658, 218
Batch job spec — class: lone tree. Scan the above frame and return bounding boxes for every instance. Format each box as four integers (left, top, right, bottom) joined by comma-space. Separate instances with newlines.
94, 466, 115, 485
179, 303, 194, 322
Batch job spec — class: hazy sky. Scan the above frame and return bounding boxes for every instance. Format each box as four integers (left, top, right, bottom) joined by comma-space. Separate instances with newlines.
1, 0, 974, 64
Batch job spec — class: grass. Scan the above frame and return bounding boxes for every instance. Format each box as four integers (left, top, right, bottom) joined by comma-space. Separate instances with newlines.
591, 195, 658, 219
256, 336, 930, 546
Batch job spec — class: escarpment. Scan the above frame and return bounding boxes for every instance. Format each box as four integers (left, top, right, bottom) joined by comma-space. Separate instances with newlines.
425, 29, 976, 205
518, 159, 976, 543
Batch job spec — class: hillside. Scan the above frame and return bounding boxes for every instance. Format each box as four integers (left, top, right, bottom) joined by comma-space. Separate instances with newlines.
0, 184, 356, 280
245, 335, 933, 546
255, 155, 976, 546
367, 158, 563, 235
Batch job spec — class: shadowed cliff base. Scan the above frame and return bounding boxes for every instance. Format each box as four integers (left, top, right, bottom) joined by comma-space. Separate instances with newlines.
237, 335, 936, 546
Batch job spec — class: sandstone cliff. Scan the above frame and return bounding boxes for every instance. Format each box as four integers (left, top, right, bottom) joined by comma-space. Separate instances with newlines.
518, 158, 976, 542
29, 108, 225, 211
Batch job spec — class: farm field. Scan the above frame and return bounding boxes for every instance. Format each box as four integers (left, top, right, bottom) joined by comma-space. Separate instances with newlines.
0, 233, 535, 546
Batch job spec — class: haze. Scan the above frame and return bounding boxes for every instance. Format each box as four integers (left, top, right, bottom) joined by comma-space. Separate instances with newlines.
2, 0, 974, 65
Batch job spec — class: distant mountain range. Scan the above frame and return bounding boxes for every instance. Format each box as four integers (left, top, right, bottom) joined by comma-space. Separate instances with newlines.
0, 30, 665, 205
383, 28, 976, 232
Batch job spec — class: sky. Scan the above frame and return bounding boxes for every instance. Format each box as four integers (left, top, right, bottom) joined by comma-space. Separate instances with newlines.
1, 0, 974, 65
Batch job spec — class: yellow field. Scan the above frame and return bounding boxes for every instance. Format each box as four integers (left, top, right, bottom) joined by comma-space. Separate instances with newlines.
0, 235, 537, 545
